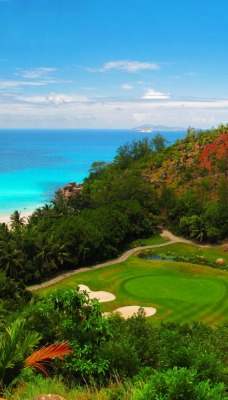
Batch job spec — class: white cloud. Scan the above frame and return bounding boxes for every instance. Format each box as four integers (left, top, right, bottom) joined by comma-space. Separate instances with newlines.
142, 88, 170, 100
15, 67, 57, 79
0, 80, 46, 89
46, 93, 88, 105
88, 60, 159, 73
121, 83, 134, 90
1, 88, 228, 129
16, 93, 89, 105
133, 113, 152, 122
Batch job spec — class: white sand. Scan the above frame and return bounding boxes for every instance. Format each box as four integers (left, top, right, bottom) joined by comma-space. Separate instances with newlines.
78, 284, 116, 303
0, 211, 33, 226
78, 284, 157, 318
113, 305, 157, 319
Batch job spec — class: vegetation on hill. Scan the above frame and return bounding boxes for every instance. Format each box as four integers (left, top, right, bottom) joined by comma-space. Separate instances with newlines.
0, 124, 228, 398
0, 124, 227, 284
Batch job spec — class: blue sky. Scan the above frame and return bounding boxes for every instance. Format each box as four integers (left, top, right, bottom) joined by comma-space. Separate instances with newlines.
0, 0, 228, 128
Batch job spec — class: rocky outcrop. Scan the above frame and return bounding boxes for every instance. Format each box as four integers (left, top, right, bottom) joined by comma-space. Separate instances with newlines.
59, 182, 82, 199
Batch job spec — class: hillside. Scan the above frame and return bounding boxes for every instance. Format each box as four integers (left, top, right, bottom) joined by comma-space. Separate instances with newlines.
145, 126, 228, 198
1, 124, 228, 400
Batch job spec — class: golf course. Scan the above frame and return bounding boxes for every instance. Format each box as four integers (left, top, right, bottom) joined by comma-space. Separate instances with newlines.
34, 232, 228, 327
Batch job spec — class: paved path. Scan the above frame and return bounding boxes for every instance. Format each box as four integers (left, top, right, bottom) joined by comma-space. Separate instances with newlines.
27, 229, 220, 292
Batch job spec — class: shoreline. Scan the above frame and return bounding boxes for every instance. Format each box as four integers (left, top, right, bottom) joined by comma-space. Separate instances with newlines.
0, 210, 34, 226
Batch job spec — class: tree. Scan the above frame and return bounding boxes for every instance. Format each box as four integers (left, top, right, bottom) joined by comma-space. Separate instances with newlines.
0, 241, 25, 279
0, 318, 72, 393
137, 367, 226, 400
25, 288, 111, 385
180, 215, 206, 241
88, 161, 108, 178
151, 133, 168, 152
35, 236, 70, 272
10, 211, 26, 232
0, 272, 32, 311
115, 138, 154, 169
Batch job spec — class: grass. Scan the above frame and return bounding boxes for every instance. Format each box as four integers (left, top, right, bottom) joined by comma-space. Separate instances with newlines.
124, 234, 169, 249
36, 242, 228, 327
143, 242, 228, 264
8, 375, 114, 400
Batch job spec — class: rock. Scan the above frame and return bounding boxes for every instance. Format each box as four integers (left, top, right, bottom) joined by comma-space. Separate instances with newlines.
30, 395, 66, 400
215, 258, 226, 265
59, 182, 83, 199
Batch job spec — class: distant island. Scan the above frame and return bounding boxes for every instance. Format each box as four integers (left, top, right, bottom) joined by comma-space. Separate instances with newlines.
132, 124, 186, 131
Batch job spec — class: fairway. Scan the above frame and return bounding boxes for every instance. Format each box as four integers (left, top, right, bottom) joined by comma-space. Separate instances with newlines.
36, 243, 228, 326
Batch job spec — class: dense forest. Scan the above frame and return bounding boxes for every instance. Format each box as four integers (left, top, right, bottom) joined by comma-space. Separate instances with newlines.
0, 125, 228, 399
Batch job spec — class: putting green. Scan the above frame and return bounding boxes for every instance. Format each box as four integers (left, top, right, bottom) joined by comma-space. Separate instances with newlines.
36, 246, 228, 326
123, 275, 225, 303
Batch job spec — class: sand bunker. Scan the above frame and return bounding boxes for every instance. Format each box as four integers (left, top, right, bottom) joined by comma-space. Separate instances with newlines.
78, 284, 116, 302
78, 285, 157, 318
111, 305, 157, 319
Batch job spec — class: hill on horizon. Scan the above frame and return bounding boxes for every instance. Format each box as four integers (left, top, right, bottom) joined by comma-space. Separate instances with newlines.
132, 123, 186, 131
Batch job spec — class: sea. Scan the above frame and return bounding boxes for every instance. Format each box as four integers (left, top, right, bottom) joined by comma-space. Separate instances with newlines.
0, 129, 186, 214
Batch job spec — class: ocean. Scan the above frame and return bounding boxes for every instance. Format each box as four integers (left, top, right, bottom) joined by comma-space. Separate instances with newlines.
0, 129, 186, 214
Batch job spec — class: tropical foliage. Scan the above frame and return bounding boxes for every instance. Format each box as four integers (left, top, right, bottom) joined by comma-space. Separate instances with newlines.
2, 290, 228, 398
0, 125, 227, 398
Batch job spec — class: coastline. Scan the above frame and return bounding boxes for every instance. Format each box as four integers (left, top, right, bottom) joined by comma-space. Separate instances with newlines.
0, 210, 34, 226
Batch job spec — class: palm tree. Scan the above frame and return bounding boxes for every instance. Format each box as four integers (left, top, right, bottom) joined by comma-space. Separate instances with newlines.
27, 208, 43, 225
0, 318, 72, 393
10, 211, 26, 232
0, 224, 11, 242
0, 241, 25, 279
35, 236, 70, 271
0, 318, 40, 391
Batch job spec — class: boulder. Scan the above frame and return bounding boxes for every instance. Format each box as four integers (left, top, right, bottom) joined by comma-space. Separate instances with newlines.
215, 258, 226, 265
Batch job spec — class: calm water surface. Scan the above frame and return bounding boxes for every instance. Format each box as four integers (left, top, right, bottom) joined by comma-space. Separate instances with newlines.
0, 129, 186, 213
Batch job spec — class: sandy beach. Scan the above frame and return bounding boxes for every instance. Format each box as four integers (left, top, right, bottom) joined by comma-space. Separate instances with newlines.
0, 211, 34, 226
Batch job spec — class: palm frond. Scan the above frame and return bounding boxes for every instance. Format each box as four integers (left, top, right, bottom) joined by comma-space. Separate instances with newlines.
25, 342, 73, 375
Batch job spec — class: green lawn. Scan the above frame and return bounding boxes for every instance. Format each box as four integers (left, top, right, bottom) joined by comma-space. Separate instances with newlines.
124, 234, 169, 249
36, 243, 228, 326
145, 242, 228, 263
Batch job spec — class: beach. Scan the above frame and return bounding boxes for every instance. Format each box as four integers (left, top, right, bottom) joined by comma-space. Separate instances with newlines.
0, 210, 33, 227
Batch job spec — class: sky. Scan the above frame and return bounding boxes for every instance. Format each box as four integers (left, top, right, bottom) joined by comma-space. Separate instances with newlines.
0, 0, 228, 129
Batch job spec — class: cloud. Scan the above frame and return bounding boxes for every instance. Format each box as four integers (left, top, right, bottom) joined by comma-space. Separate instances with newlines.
1, 87, 228, 129
16, 92, 89, 105
46, 93, 88, 105
15, 67, 57, 79
142, 88, 170, 99
133, 113, 151, 122
0, 80, 47, 89
88, 60, 159, 73
121, 83, 134, 90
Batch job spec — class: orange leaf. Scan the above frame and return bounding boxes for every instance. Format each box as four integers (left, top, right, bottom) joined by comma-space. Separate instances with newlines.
25, 342, 73, 375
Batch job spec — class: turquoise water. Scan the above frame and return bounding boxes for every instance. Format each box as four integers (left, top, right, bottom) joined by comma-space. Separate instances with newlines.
0, 129, 186, 214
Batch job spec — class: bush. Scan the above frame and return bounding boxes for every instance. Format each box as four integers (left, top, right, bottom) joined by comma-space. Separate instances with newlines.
133, 367, 227, 400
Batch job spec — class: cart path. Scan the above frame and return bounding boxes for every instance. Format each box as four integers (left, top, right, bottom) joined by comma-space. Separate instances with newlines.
27, 229, 221, 292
